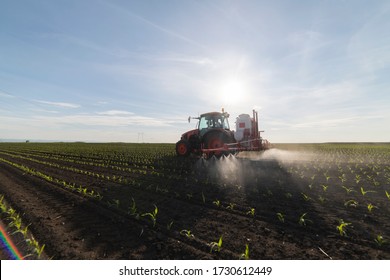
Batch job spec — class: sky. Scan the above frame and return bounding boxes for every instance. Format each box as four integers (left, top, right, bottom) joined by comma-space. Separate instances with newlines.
1, 0, 389, 143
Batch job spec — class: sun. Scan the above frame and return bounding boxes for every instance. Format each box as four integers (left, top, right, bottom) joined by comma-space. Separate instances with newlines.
218, 78, 247, 107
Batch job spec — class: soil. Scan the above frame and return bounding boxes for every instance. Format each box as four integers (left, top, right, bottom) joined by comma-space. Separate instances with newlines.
0, 145, 389, 260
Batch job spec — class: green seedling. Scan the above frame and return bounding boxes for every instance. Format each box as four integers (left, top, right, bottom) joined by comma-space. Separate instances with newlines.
336, 220, 351, 236
385, 191, 390, 200
13, 224, 30, 238
367, 203, 377, 213
285, 192, 293, 199
141, 205, 158, 227
128, 197, 137, 216
26, 237, 45, 259
298, 213, 311, 226
344, 200, 358, 208
360, 187, 376, 196
180, 229, 194, 239
35, 244, 45, 259
324, 173, 331, 182
374, 234, 386, 247
201, 191, 206, 204
226, 203, 235, 210
8, 213, 22, 230
321, 184, 329, 192
213, 199, 221, 207
342, 186, 355, 194
246, 208, 255, 217
167, 221, 174, 231
209, 235, 223, 253
301, 192, 311, 201
239, 244, 250, 260
276, 212, 285, 223
354, 174, 361, 184
338, 174, 347, 183
108, 199, 120, 209
318, 195, 326, 204
95, 192, 103, 200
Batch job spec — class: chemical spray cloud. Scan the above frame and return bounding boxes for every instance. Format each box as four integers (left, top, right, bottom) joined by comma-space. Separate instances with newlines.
195, 154, 246, 186
193, 149, 317, 188
237, 149, 317, 162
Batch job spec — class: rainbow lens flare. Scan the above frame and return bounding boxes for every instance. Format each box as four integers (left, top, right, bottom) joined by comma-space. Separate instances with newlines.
0, 223, 24, 260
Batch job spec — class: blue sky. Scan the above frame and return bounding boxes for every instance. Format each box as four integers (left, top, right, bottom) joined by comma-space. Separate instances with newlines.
1, 0, 389, 143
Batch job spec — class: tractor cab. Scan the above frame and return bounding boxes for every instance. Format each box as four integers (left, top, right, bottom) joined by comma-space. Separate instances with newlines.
198, 111, 230, 137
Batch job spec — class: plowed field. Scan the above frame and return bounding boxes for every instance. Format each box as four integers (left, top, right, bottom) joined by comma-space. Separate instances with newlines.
0, 143, 389, 259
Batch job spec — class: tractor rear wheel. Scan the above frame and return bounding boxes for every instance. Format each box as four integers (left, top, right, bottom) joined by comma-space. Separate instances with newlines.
204, 132, 231, 157
176, 140, 191, 157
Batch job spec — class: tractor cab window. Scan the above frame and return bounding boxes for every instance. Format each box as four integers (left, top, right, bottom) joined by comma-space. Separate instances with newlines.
199, 114, 230, 130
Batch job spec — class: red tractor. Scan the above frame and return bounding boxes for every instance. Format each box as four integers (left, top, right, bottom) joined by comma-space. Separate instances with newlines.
176, 109, 270, 158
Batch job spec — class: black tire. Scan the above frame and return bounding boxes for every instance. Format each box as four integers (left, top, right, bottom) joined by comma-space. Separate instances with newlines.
176, 140, 191, 157
203, 131, 233, 156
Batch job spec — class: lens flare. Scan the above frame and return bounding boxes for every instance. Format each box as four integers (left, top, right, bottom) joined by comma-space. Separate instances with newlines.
0, 223, 24, 260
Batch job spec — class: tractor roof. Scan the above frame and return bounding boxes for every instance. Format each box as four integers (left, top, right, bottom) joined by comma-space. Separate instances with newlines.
200, 112, 224, 118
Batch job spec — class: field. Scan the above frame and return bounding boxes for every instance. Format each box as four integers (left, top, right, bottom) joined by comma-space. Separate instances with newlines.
0, 142, 389, 260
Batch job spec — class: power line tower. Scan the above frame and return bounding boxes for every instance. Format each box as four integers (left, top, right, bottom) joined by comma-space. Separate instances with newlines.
137, 132, 144, 143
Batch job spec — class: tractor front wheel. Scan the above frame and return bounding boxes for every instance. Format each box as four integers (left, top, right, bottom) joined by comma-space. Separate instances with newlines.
176, 140, 191, 157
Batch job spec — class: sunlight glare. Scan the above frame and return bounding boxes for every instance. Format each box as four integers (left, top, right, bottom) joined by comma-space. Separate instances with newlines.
218, 78, 247, 107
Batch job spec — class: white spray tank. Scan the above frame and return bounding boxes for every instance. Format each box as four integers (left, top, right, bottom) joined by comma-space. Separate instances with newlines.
234, 114, 252, 144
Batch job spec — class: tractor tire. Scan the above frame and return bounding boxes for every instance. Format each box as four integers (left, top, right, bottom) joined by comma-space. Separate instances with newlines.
204, 131, 232, 157
176, 140, 191, 157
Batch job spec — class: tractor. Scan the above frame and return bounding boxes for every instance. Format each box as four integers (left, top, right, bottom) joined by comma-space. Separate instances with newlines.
176, 109, 270, 158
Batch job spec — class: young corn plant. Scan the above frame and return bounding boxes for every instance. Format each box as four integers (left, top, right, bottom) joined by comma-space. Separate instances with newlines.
0, 195, 7, 213
213, 199, 221, 207
301, 192, 311, 201
342, 186, 355, 194
338, 174, 347, 183
209, 235, 223, 253
360, 187, 376, 196
128, 197, 139, 218
13, 224, 30, 239
239, 244, 250, 260
318, 195, 326, 204
167, 221, 174, 231
385, 190, 390, 200
246, 207, 255, 217
141, 205, 158, 227
323, 173, 331, 182
226, 203, 235, 210
201, 191, 206, 204
336, 220, 351, 237
180, 229, 194, 239
298, 213, 312, 226
276, 212, 285, 223
354, 174, 361, 184
344, 199, 359, 208
107, 199, 120, 209
321, 184, 329, 192
374, 234, 386, 247
367, 203, 377, 213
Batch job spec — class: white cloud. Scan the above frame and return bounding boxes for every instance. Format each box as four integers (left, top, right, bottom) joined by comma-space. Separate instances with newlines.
35, 100, 81, 109
0, 90, 14, 98
33, 113, 176, 128
98, 110, 134, 116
